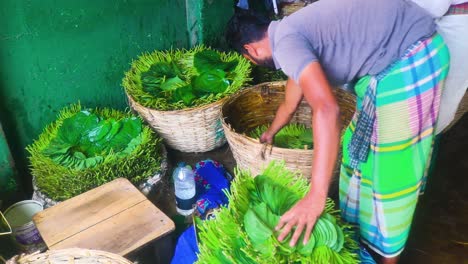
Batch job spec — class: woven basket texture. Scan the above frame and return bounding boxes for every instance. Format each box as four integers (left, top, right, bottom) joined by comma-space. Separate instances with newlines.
127, 94, 226, 153
6, 248, 132, 264
222, 81, 356, 179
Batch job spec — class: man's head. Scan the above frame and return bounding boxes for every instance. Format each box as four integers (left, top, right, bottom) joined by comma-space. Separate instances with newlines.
226, 12, 275, 68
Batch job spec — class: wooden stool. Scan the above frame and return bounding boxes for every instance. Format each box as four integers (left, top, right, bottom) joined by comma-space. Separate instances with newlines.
32, 178, 175, 256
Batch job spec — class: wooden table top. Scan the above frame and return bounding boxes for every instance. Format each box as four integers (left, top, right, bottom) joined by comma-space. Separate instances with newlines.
33, 178, 175, 256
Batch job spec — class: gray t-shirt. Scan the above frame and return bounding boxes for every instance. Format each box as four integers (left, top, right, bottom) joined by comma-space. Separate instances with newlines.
269, 0, 436, 85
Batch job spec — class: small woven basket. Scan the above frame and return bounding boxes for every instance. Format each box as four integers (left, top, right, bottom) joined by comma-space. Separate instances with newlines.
222, 81, 356, 178
6, 248, 132, 264
127, 94, 226, 153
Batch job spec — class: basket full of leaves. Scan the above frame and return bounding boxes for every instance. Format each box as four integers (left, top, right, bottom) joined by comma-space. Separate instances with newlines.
195, 161, 359, 263
123, 46, 251, 153
221, 81, 356, 179
27, 104, 166, 207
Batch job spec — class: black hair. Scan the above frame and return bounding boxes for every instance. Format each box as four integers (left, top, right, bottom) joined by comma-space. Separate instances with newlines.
225, 11, 271, 54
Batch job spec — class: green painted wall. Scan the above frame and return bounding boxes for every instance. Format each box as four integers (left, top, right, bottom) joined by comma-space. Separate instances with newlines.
0, 0, 235, 195
201, 0, 234, 48
0, 122, 17, 198
0, 0, 188, 192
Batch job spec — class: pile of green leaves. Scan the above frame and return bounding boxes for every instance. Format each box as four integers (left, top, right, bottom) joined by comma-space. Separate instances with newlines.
42, 111, 143, 170
250, 64, 287, 85
249, 124, 313, 149
27, 104, 163, 201
123, 46, 251, 110
196, 162, 358, 264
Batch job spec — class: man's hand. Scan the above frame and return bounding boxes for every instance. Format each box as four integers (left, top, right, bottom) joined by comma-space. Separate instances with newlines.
275, 194, 325, 246
260, 130, 274, 144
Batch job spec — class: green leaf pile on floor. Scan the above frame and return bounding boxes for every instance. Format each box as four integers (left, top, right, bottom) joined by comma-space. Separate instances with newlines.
27, 103, 163, 201
249, 124, 313, 149
123, 46, 251, 110
196, 162, 359, 264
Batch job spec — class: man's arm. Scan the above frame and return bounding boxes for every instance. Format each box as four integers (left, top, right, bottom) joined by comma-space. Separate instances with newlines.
260, 78, 303, 143
275, 61, 341, 246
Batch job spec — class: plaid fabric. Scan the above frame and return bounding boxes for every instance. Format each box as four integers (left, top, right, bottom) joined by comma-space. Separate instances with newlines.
339, 34, 450, 258
446, 2, 468, 15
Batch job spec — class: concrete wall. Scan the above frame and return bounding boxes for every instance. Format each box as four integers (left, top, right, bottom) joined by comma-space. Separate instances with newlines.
0, 0, 234, 196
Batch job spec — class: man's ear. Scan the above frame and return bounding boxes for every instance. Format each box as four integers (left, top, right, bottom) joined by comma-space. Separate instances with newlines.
243, 43, 258, 57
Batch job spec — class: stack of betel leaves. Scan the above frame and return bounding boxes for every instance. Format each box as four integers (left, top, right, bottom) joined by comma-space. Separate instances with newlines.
123, 46, 251, 110
27, 104, 163, 201
196, 162, 359, 264
249, 124, 313, 149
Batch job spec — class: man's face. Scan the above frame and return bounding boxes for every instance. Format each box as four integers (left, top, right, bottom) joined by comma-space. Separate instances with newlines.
243, 51, 276, 69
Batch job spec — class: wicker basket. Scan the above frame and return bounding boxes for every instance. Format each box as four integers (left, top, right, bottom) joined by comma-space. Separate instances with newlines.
127, 94, 226, 153
221, 81, 356, 178
6, 248, 132, 264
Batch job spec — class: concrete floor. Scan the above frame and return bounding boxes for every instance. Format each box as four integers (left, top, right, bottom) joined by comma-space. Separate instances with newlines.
1, 114, 467, 263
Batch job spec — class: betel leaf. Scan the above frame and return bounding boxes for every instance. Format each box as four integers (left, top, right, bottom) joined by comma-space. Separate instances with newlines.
42, 111, 143, 170
56, 111, 99, 144
297, 232, 316, 256
254, 174, 299, 215
192, 69, 230, 94
193, 50, 224, 73
171, 84, 197, 105
194, 49, 240, 73
141, 61, 186, 94
250, 202, 280, 230
249, 124, 313, 150
244, 208, 273, 245
160, 76, 186, 91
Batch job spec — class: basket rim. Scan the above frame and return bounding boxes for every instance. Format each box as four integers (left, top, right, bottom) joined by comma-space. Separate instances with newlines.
7, 248, 133, 264
221, 81, 356, 153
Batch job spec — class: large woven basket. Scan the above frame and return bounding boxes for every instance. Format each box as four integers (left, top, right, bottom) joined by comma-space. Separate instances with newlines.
127, 94, 225, 153
222, 81, 356, 178
6, 248, 132, 264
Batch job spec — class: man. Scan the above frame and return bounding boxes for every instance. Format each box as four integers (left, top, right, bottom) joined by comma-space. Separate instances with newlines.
226, 0, 449, 263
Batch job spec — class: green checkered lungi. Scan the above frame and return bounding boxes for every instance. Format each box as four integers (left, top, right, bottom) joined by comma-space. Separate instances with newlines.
339, 34, 450, 257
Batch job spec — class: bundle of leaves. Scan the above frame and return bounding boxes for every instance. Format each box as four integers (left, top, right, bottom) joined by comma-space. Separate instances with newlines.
123, 46, 251, 110
250, 64, 287, 84
27, 104, 163, 201
249, 124, 313, 149
196, 162, 359, 264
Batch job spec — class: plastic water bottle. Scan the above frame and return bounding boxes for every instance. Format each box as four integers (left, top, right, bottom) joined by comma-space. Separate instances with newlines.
173, 162, 196, 216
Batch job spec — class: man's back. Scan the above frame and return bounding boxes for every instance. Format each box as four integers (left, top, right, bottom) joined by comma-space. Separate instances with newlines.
269, 0, 435, 85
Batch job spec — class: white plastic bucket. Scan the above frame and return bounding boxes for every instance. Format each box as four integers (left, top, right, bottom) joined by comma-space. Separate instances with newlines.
3, 200, 47, 253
